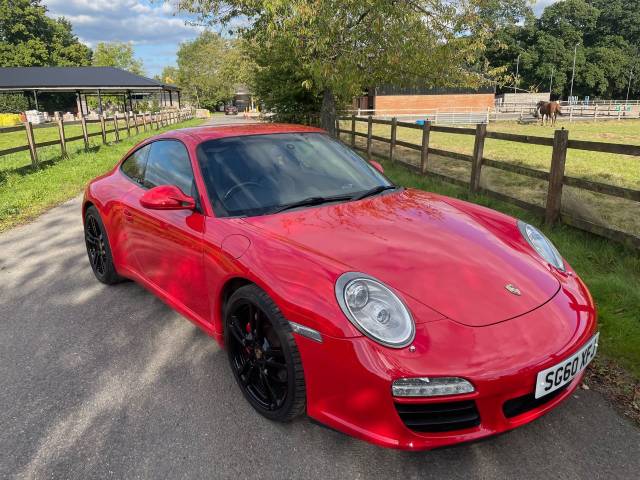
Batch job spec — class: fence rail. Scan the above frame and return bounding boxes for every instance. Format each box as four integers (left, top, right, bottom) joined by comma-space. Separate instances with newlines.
0, 109, 195, 167
337, 114, 640, 249
346, 100, 640, 124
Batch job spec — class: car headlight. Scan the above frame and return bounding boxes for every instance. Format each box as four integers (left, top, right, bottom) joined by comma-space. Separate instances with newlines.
517, 220, 565, 271
335, 272, 415, 348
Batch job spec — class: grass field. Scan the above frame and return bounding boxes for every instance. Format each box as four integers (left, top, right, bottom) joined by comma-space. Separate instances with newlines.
0, 118, 155, 172
378, 158, 640, 382
343, 119, 640, 238
0, 118, 202, 232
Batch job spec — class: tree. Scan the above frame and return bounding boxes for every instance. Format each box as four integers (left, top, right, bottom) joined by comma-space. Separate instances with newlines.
176, 1, 505, 133
484, 0, 640, 98
0, 0, 91, 67
92, 42, 145, 75
156, 66, 179, 85
174, 31, 255, 110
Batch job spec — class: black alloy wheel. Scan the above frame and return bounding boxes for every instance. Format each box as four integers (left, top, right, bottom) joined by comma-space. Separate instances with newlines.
84, 206, 125, 285
225, 284, 306, 421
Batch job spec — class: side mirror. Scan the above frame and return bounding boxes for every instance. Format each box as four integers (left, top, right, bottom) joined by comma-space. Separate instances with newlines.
369, 160, 384, 174
140, 185, 195, 210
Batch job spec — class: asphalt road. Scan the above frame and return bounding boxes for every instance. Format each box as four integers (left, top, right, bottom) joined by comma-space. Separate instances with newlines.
1, 120, 639, 479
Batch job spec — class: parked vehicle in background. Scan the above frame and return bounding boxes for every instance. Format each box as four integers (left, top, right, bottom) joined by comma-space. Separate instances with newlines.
224, 105, 238, 115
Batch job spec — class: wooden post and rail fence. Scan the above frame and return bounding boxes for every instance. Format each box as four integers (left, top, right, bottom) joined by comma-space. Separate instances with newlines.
337, 115, 640, 250
0, 109, 196, 170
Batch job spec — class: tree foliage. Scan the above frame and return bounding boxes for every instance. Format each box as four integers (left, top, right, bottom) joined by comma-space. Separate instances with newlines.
0, 93, 29, 113
484, 0, 640, 98
92, 42, 145, 75
173, 31, 255, 110
176, 0, 512, 131
0, 0, 91, 67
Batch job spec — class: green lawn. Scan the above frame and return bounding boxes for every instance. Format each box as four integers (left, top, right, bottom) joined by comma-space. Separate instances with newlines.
343, 119, 640, 238
0, 118, 154, 171
0, 118, 203, 231
379, 158, 640, 381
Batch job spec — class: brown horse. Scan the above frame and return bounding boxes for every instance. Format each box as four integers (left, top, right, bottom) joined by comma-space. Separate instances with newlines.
536, 101, 562, 126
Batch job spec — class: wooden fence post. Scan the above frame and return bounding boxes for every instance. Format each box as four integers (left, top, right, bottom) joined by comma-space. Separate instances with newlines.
135, 113, 141, 134
351, 114, 356, 147
389, 117, 397, 162
24, 121, 39, 168
99, 114, 107, 144
420, 120, 431, 174
142, 113, 147, 131
469, 123, 487, 193
112, 115, 120, 142
80, 115, 89, 151
57, 116, 67, 157
545, 128, 569, 226
155, 113, 160, 129
366, 115, 373, 159
335, 117, 340, 140
124, 111, 131, 136
594, 104, 598, 121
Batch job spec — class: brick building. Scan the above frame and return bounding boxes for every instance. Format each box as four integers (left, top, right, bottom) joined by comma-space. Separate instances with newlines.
354, 86, 495, 114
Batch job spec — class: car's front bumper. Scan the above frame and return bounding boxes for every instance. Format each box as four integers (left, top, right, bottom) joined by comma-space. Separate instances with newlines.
293, 276, 597, 450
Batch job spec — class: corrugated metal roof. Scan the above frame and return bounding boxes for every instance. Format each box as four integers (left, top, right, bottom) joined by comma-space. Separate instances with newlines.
0, 67, 178, 91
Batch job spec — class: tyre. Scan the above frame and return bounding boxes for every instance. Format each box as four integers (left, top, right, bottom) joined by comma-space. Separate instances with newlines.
84, 206, 126, 285
225, 284, 306, 421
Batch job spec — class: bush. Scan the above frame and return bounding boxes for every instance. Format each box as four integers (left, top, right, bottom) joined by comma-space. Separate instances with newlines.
0, 94, 29, 114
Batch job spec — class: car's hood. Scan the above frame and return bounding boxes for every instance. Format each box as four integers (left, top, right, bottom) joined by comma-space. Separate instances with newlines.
242, 189, 560, 327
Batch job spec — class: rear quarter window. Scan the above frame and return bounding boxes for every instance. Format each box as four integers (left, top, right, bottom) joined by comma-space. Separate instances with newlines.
120, 144, 150, 184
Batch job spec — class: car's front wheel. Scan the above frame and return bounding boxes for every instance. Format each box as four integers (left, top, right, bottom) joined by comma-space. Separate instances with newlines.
225, 284, 306, 421
84, 206, 125, 285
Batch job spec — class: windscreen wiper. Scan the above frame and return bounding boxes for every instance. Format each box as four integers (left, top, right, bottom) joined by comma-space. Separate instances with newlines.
271, 194, 354, 214
352, 185, 399, 201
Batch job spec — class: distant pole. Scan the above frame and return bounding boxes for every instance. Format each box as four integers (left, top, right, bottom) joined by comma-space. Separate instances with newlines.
549, 66, 555, 96
97, 89, 103, 115
514, 54, 521, 94
626, 67, 634, 105
33, 91, 39, 111
569, 43, 579, 102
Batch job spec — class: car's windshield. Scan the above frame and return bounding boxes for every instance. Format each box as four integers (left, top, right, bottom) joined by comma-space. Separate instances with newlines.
196, 132, 392, 217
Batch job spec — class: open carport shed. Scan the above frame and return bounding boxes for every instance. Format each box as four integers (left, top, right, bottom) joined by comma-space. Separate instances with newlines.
0, 66, 180, 114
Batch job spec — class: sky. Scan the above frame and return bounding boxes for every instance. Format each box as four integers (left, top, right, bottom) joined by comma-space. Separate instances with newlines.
43, 0, 561, 79
43, 0, 205, 77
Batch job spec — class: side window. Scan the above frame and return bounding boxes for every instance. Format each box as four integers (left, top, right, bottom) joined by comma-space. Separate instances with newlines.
120, 144, 150, 184
143, 140, 194, 195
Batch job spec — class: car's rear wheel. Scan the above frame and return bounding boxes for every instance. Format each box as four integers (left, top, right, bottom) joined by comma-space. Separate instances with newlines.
225, 285, 306, 421
84, 206, 125, 285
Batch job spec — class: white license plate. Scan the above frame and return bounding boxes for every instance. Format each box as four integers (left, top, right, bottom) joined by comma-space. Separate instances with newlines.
535, 333, 599, 399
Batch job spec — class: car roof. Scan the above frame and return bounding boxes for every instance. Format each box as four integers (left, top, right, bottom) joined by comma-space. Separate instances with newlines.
157, 123, 326, 143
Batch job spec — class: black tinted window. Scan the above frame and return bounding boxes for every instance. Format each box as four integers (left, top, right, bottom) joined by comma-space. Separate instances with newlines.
143, 140, 194, 194
120, 144, 150, 183
197, 133, 390, 217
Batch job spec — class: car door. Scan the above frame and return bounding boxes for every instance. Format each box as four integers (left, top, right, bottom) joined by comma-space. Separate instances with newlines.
113, 143, 151, 271
123, 139, 210, 324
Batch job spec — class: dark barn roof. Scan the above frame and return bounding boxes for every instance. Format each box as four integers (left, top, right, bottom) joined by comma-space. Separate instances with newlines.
0, 67, 178, 92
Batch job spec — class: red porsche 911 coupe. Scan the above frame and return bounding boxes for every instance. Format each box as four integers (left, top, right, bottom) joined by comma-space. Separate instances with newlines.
83, 123, 598, 450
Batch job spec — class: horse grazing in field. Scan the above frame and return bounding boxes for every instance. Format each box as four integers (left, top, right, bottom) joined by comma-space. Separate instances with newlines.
536, 101, 562, 126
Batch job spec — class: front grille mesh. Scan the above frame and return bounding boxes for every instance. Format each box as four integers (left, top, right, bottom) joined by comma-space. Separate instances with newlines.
395, 400, 480, 433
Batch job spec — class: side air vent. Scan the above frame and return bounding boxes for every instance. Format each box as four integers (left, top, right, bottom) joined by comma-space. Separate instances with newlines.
395, 400, 480, 433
